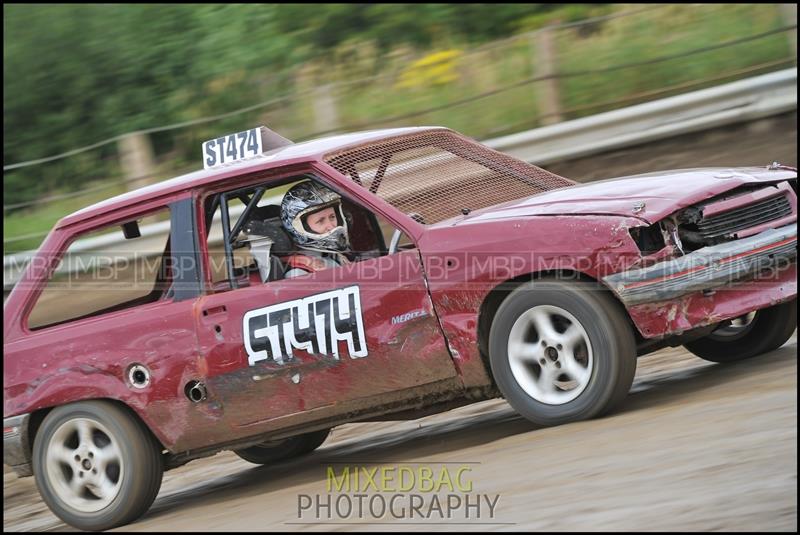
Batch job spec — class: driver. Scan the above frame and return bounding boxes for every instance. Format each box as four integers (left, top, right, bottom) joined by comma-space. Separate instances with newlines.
280, 180, 353, 278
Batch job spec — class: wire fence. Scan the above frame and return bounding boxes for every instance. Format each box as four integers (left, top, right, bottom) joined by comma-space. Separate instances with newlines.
3, 5, 670, 174
297, 25, 797, 140
4, 4, 797, 247
2, 165, 198, 212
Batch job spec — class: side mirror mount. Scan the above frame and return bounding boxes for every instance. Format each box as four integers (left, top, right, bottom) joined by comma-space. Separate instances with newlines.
122, 221, 141, 239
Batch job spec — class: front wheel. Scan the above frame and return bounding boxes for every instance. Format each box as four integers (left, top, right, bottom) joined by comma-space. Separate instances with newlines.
234, 428, 330, 465
684, 299, 797, 363
32, 401, 163, 531
489, 280, 637, 427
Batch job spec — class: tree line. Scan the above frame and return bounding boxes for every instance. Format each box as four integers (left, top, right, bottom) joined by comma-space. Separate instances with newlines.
4, 3, 585, 208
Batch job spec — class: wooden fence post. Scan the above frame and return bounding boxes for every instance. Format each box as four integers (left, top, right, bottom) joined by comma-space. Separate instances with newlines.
531, 28, 563, 125
780, 4, 797, 65
296, 64, 340, 135
313, 83, 340, 134
119, 132, 157, 191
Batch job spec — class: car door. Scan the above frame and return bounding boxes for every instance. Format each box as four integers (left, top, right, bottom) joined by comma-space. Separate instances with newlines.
193, 181, 460, 430
6, 199, 207, 452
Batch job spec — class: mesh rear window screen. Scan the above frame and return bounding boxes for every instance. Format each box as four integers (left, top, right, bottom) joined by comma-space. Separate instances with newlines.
324, 129, 575, 224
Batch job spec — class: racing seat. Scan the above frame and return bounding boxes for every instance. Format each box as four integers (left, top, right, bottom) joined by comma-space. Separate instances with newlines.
241, 205, 294, 283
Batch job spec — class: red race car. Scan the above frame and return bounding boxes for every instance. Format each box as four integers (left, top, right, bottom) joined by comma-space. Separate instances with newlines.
4, 126, 796, 530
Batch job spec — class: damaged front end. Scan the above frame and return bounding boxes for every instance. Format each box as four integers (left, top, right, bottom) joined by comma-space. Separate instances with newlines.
604, 177, 798, 339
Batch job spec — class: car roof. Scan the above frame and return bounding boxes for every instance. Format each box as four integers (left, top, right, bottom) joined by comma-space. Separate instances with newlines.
58, 126, 443, 228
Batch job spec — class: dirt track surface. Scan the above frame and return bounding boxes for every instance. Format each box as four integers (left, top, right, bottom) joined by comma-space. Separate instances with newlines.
4, 334, 797, 532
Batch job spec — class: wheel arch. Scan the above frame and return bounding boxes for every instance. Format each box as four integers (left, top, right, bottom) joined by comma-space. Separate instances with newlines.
476, 269, 632, 373
27, 398, 166, 469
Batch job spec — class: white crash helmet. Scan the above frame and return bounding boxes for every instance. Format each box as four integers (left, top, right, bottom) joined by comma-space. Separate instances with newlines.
280, 180, 350, 252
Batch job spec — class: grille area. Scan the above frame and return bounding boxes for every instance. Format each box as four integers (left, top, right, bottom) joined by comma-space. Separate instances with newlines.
697, 193, 792, 240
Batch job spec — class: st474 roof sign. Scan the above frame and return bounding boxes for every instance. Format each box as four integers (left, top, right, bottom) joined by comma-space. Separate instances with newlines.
202, 127, 264, 169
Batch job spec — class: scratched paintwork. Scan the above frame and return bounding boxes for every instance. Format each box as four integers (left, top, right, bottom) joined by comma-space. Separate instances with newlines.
3, 126, 797, 463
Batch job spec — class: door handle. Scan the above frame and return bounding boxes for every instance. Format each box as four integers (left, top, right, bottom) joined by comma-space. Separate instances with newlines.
202, 305, 227, 317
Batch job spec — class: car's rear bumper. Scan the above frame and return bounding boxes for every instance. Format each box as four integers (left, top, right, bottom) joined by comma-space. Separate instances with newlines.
604, 224, 797, 339
4, 413, 32, 477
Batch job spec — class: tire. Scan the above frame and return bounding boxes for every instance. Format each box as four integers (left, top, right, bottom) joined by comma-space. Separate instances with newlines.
489, 280, 637, 427
234, 428, 330, 465
684, 299, 797, 363
32, 401, 163, 531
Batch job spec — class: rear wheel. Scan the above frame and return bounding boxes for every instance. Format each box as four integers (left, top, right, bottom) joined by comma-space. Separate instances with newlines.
234, 428, 330, 465
32, 401, 163, 531
684, 299, 797, 363
489, 280, 637, 427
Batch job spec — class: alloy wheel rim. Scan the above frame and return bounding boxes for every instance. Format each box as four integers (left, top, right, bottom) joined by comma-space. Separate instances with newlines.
44, 417, 124, 513
507, 305, 594, 405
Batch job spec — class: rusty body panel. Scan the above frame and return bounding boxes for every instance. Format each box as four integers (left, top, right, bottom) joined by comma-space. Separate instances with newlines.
604, 225, 797, 306
418, 215, 647, 388
416, 164, 796, 355
4, 126, 797, 469
3, 285, 202, 453
177, 250, 458, 452
625, 264, 796, 339
453, 167, 796, 225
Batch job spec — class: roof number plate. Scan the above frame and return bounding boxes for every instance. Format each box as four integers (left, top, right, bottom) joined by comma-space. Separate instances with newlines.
202, 128, 264, 169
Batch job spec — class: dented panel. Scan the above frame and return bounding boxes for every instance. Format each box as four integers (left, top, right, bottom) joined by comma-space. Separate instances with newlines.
419, 214, 647, 389
182, 248, 459, 451
3, 297, 201, 452
3, 126, 797, 468
604, 225, 797, 306
447, 167, 796, 226
627, 263, 797, 339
